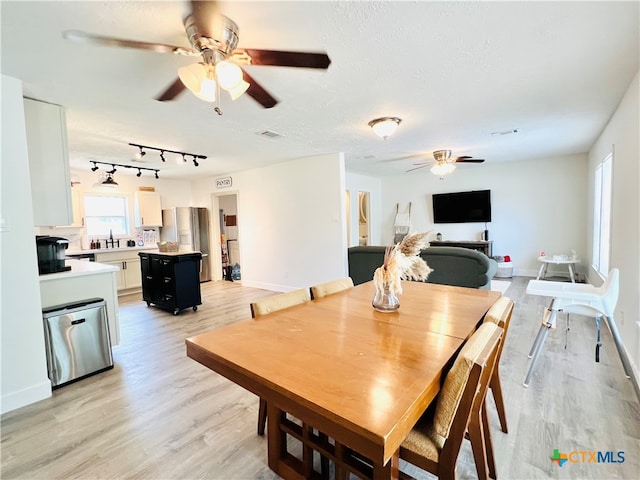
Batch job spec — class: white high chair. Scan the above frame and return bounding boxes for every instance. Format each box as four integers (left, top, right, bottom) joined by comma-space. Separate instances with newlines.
523, 269, 632, 387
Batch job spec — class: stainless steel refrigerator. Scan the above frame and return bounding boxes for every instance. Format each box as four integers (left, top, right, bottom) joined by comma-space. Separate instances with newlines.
160, 207, 211, 282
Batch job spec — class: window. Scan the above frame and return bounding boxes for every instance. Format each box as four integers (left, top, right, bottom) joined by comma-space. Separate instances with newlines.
592, 152, 612, 277
84, 193, 130, 237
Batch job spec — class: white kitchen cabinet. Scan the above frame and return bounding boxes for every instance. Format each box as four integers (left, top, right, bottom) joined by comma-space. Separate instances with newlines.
56, 187, 83, 227
23, 98, 73, 227
70, 188, 84, 227
95, 250, 142, 292
134, 191, 162, 227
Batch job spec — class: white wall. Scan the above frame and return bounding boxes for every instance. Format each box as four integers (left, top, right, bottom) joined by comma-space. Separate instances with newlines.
588, 70, 639, 378
1, 75, 52, 413
345, 173, 382, 246
380, 155, 588, 276
193, 153, 347, 291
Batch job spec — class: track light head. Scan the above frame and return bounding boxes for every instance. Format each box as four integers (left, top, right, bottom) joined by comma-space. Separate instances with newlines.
136, 169, 142, 177
90, 162, 99, 172
135, 146, 146, 160
154, 171, 159, 179
160, 151, 165, 162
192, 155, 199, 167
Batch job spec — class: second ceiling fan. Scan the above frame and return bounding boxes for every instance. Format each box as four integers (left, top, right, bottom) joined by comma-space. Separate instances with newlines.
406, 149, 485, 175
63, 0, 331, 113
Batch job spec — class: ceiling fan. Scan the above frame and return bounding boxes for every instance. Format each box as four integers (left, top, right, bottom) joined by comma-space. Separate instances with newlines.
405, 149, 485, 175
62, 0, 331, 113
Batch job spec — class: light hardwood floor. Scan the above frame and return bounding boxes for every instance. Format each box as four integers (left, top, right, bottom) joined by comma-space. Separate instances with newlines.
2, 278, 638, 479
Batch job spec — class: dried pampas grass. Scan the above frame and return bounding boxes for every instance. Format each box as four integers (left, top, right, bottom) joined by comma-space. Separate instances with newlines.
372, 232, 434, 296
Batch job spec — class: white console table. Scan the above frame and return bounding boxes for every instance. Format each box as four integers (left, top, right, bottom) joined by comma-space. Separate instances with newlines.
429, 240, 493, 257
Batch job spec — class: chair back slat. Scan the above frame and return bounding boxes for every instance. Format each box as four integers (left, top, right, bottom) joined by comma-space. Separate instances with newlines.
434, 323, 503, 441
310, 277, 354, 299
483, 296, 514, 329
250, 288, 311, 318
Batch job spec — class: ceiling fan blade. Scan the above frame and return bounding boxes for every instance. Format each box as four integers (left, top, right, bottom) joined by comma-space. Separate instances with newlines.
242, 69, 278, 108
189, 0, 222, 39
455, 157, 485, 163
235, 49, 331, 69
62, 30, 195, 55
406, 165, 429, 173
155, 78, 186, 102
382, 154, 429, 163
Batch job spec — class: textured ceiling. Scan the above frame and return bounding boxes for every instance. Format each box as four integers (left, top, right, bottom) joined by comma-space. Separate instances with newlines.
1, 1, 638, 180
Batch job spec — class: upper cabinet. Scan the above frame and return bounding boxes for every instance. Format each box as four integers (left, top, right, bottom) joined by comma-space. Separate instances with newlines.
23, 98, 73, 226
134, 191, 163, 227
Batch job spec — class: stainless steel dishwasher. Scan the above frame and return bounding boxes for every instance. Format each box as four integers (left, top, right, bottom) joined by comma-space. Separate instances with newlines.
42, 298, 114, 388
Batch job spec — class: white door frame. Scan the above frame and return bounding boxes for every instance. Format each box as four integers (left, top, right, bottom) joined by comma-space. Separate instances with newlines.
210, 190, 240, 281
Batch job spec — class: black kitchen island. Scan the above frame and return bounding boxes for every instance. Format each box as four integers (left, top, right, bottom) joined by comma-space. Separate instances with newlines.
138, 251, 202, 315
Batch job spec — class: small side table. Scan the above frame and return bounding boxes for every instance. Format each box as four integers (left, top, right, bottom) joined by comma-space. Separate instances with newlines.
536, 256, 579, 283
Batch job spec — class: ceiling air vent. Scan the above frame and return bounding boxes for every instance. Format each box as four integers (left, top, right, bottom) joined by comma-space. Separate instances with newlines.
256, 130, 285, 139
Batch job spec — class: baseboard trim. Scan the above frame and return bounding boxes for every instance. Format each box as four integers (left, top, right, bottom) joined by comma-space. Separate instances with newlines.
1, 379, 51, 415
239, 280, 297, 293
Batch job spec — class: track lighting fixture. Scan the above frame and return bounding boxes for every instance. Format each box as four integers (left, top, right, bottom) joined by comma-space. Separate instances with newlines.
129, 143, 206, 167
134, 146, 146, 160
89, 161, 160, 179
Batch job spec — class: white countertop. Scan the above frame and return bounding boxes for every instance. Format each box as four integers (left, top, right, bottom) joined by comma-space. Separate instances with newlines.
67, 245, 158, 255
39, 259, 119, 282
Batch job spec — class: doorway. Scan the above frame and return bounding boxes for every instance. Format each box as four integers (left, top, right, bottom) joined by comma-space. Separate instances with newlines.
358, 191, 370, 246
211, 192, 240, 282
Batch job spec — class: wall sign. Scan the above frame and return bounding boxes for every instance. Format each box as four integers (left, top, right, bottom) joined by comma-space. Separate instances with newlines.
216, 176, 232, 188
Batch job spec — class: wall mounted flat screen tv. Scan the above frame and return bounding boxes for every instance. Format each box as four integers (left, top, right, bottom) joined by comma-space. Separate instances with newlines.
432, 189, 491, 223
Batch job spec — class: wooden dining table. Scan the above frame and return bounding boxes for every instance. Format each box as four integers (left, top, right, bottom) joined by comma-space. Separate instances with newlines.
186, 280, 501, 480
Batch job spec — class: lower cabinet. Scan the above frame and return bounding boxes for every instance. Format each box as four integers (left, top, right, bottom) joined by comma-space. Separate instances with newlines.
138, 251, 202, 315
95, 251, 142, 292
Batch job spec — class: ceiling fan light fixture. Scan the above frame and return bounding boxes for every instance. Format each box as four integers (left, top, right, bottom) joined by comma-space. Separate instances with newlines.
430, 162, 457, 176
178, 63, 217, 102
228, 79, 250, 100
216, 60, 243, 90
368, 117, 402, 139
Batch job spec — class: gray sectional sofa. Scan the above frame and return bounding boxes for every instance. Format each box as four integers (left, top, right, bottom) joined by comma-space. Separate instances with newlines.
348, 245, 498, 289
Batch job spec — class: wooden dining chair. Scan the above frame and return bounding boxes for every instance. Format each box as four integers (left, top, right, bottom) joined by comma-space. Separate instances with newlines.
310, 276, 354, 299
482, 296, 515, 434
250, 288, 311, 436
400, 322, 503, 480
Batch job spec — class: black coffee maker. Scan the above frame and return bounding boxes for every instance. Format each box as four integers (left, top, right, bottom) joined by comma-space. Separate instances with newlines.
36, 236, 71, 274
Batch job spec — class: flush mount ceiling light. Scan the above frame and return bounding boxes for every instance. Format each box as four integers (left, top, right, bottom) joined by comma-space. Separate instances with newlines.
129, 143, 206, 167
368, 117, 402, 139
